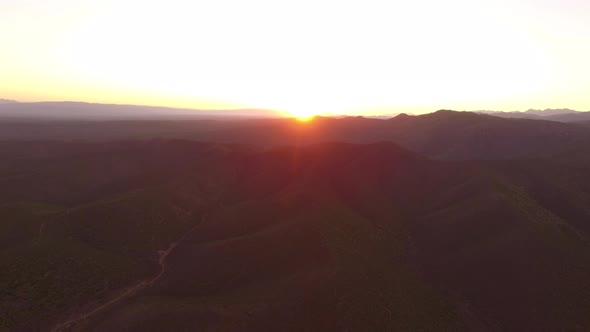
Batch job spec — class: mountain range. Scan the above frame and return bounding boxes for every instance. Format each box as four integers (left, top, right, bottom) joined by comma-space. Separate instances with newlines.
478, 108, 590, 122
1, 108, 590, 331
2, 109, 590, 160
0, 101, 283, 120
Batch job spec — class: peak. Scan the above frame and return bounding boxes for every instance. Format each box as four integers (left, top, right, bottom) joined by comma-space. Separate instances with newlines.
435, 109, 460, 114
430, 110, 480, 117
389, 113, 414, 121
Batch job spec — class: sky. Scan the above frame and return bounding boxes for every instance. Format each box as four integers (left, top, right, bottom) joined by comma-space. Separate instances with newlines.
1, 0, 589, 116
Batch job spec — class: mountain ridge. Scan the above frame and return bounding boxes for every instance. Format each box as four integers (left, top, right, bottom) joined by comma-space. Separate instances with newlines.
0, 101, 283, 120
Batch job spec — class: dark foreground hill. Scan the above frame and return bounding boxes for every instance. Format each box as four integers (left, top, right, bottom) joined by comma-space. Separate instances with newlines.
1, 110, 590, 160
1, 140, 589, 331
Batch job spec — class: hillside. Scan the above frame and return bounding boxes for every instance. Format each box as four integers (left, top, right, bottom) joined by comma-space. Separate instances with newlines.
1, 140, 589, 331
385, 110, 590, 159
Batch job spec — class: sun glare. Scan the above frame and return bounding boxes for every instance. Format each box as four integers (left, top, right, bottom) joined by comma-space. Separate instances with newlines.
1, 0, 589, 113
290, 110, 317, 121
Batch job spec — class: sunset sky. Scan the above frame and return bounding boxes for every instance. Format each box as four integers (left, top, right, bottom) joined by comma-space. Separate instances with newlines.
1, 0, 589, 116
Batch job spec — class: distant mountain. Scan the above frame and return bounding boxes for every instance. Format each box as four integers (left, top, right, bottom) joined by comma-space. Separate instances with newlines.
1, 110, 590, 160
544, 112, 590, 122
0, 101, 283, 120
200, 110, 590, 159
476, 110, 543, 120
385, 110, 590, 159
0, 99, 17, 104
525, 108, 578, 116
478, 108, 590, 122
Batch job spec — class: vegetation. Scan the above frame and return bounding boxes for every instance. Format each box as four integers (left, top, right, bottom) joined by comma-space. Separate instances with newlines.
1, 112, 590, 330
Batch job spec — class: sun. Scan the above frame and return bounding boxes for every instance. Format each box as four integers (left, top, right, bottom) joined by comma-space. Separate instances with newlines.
289, 109, 318, 121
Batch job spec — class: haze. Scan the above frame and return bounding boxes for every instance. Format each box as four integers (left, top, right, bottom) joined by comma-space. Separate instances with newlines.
1, 0, 589, 116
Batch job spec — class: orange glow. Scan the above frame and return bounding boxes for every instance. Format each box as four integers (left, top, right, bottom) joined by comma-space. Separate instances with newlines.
1, 0, 589, 114
294, 115, 315, 122
290, 109, 318, 121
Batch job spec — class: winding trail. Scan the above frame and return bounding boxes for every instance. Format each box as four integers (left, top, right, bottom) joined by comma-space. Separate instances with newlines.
38, 221, 46, 239
50, 219, 204, 332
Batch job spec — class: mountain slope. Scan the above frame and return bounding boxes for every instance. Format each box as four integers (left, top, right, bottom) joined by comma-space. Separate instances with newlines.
0, 141, 580, 331
384, 110, 590, 159
1, 140, 589, 331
